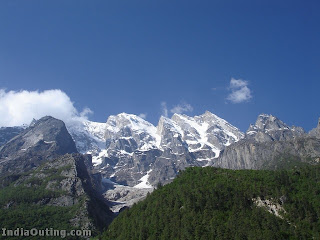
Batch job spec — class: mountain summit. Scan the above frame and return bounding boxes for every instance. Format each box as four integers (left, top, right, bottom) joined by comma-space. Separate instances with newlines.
215, 114, 320, 170
66, 111, 244, 187
246, 114, 305, 142
0, 116, 78, 176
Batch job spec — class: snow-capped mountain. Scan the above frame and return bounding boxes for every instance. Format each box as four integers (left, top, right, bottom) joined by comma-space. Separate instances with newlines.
2, 113, 318, 213
66, 111, 244, 188
105, 113, 160, 152
171, 111, 244, 158
66, 119, 106, 163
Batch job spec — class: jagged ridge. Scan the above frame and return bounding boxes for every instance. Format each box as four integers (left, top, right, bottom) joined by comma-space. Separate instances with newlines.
66, 111, 244, 187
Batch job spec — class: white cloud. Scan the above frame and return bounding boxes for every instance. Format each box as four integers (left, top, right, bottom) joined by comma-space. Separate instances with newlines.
0, 89, 92, 127
229, 78, 248, 88
80, 107, 93, 118
227, 78, 252, 103
170, 102, 193, 114
138, 113, 147, 119
161, 102, 168, 117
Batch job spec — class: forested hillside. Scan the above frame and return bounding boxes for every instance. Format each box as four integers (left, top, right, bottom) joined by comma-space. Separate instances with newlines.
0, 154, 113, 240
101, 164, 320, 240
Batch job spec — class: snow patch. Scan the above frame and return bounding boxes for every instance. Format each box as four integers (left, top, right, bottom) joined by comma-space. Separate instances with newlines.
172, 112, 243, 159
134, 170, 153, 189
106, 113, 161, 150
67, 119, 107, 153
91, 149, 108, 166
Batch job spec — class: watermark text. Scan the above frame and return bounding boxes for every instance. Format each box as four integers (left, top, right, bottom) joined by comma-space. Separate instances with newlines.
1, 228, 91, 238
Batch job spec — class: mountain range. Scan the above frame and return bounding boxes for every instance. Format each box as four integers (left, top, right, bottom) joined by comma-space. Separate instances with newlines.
65, 111, 320, 186
0, 111, 319, 222
67, 111, 243, 187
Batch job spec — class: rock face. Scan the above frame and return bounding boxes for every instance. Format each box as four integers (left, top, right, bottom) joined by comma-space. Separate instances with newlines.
246, 114, 305, 142
66, 112, 243, 187
253, 197, 286, 219
214, 137, 320, 169
0, 116, 78, 176
214, 114, 320, 170
0, 153, 113, 231
309, 118, 320, 138
101, 178, 153, 212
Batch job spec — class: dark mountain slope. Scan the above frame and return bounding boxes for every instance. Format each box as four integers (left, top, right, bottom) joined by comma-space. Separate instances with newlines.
101, 164, 320, 240
0, 154, 113, 239
0, 116, 78, 176
0, 116, 113, 238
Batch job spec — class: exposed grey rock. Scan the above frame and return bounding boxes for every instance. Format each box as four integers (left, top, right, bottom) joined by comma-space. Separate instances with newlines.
101, 149, 162, 186
64, 112, 244, 188
56, 154, 113, 230
47, 195, 77, 207
3, 112, 319, 222
1, 153, 113, 231
246, 114, 305, 142
101, 115, 196, 187
102, 180, 153, 213
214, 137, 320, 169
309, 117, 320, 138
96, 112, 243, 187
105, 113, 160, 153
214, 114, 320, 170
0, 116, 78, 176
253, 197, 286, 219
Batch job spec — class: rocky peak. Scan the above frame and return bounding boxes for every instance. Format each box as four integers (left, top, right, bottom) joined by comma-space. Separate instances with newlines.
171, 113, 200, 141
214, 115, 319, 170
156, 116, 184, 153
105, 113, 160, 153
309, 117, 320, 138
199, 110, 226, 123
196, 111, 244, 143
0, 116, 78, 176
157, 116, 183, 136
29, 118, 37, 127
250, 114, 289, 132
171, 111, 243, 151
246, 114, 305, 142
106, 113, 155, 131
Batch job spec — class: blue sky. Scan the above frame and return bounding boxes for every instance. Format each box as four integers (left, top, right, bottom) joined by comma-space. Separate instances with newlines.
0, 0, 319, 131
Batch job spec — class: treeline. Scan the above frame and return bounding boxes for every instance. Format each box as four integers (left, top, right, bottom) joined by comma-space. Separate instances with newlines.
101, 164, 320, 240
